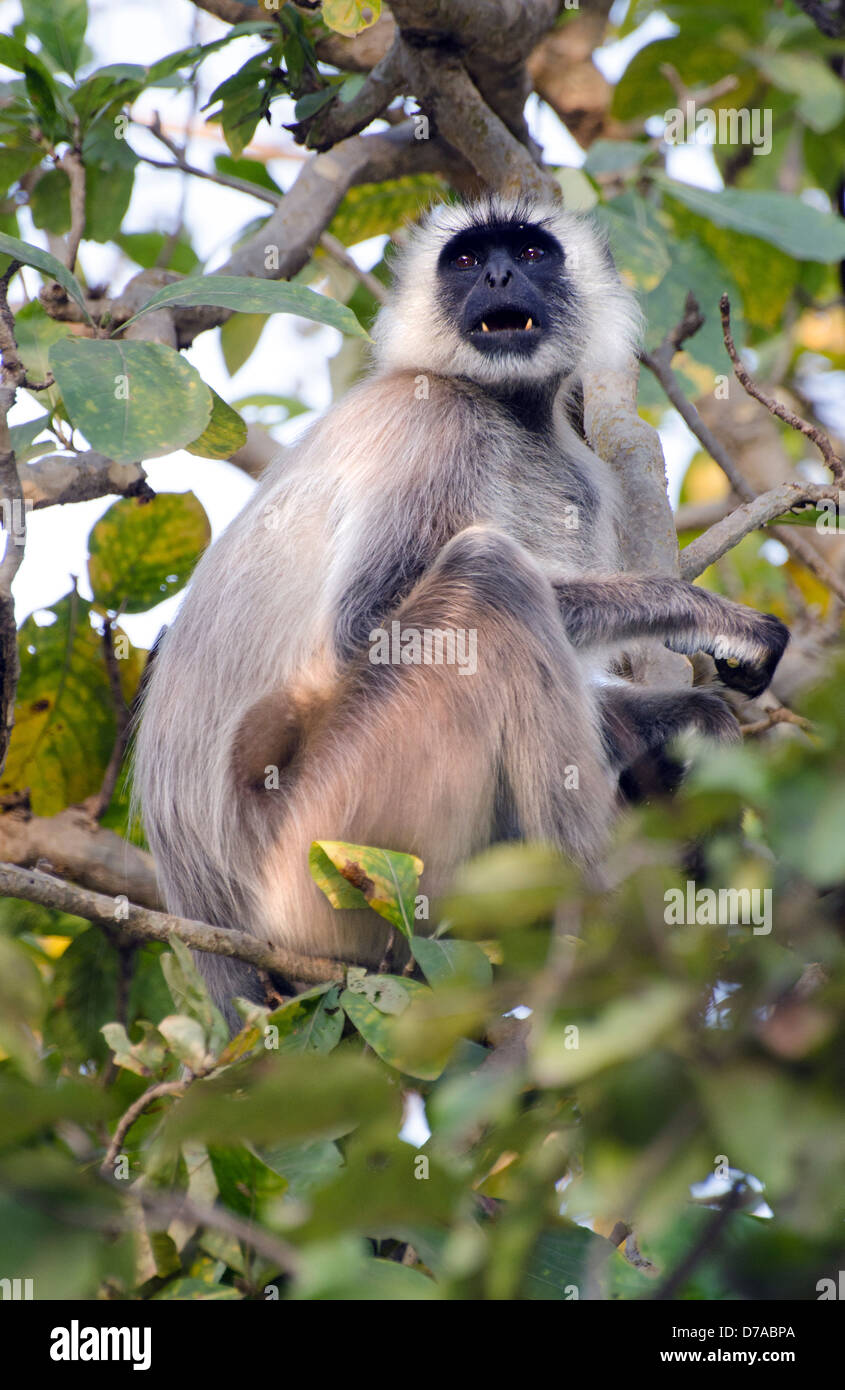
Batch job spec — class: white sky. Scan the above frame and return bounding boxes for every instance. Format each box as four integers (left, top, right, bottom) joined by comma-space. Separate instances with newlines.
2, 0, 713, 649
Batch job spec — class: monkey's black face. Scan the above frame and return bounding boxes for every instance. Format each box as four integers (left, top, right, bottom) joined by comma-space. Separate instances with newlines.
436, 221, 567, 358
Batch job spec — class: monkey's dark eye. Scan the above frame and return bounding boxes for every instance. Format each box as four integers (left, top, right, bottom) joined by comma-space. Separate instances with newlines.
454, 252, 478, 269
520, 246, 545, 262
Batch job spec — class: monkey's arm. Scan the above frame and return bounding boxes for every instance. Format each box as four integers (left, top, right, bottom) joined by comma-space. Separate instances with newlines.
554, 575, 789, 696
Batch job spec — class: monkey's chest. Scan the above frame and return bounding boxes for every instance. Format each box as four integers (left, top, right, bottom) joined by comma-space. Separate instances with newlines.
494, 469, 607, 572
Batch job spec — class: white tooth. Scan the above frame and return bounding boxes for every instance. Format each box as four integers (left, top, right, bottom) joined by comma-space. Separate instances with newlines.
481, 321, 489, 332
525, 317, 533, 330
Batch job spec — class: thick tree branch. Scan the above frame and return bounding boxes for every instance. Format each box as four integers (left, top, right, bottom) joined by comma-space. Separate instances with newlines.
0, 806, 161, 907
21, 451, 154, 508
290, 38, 406, 149
0, 862, 348, 984
583, 360, 691, 688
396, 44, 554, 198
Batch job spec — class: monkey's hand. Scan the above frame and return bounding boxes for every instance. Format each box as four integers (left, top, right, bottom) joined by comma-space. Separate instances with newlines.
708, 611, 789, 698
664, 605, 789, 698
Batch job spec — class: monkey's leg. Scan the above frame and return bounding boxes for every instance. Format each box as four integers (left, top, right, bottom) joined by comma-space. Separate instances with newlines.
597, 683, 739, 803
553, 575, 788, 697
247, 526, 617, 970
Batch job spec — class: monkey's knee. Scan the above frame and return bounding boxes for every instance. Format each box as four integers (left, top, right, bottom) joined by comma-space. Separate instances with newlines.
430, 525, 558, 626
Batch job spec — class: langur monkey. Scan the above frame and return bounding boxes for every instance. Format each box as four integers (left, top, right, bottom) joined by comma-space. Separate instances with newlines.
135, 195, 788, 1024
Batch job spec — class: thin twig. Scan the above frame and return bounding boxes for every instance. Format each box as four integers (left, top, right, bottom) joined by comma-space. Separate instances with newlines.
652, 1180, 749, 1300
57, 149, 86, 273
0, 266, 28, 771
101, 1080, 187, 1175
720, 293, 845, 483
319, 231, 389, 304
740, 706, 812, 737
641, 302, 845, 602
135, 1190, 301, 1277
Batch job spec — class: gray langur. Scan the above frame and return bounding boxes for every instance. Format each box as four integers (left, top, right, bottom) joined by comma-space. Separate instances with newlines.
134, 195, 788, 1024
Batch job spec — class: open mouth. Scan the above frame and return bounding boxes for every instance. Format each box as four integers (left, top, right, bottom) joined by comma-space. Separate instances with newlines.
471, 308, 537, 334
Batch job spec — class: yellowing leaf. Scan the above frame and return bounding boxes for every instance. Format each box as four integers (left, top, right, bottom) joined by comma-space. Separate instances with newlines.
322, 0, 381, 39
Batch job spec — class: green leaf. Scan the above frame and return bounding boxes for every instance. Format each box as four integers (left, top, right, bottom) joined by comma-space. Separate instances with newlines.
213, 153, 282, 195
753, 51, 845, 134
533, 982, 692, 1087
87, 491, 209, 614
21, 0, 88, 77
48, 338, 212, 463
441, 843, 575, 933
220, 312, 268, 375
0, 934, 45, 1080
120, 274, 369, 338
45, 927, 120, 1063
116, 230, 199, 275
0, 593, 140, 814
101, 1020, 166, 1078
0, 144, 42, 196
153, 1278, 242, 1300
208, 1144, 288, 1218
409, 935, 493, 989
257, 1137, 343, 1198
161, 936, 229, 1056
0, 231, 91, 321
594, 201, 671, 293
8, 413, 52, 461
341, 978, 444, 1079
232, 392, 307, 420
83, 162, 135, 242
13, 301, 71, 412
521, 1224, 619, 1300
322, 0, 382, 38
158, 1014, 211, 1071
583, 139, 651, 176
294, 88, 337, 122
185, 389, 247, 459
164, 1051, 395, 1147
328, 176, 446, 246
268, 986, 345, 1055
654, 176, 845, 263
29, 168, 71, 234
309, 840, 423, 937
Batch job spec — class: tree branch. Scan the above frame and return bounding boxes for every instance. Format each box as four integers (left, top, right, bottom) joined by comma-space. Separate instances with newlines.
641, 301, 845, 603
21, 451, 154, 509
679, 482, 842, 580
0, 264, 27, 773
0, 862, 347, 984
720, 293, 844, 483
101, 1081, 187, 1176
57, 149, 86, 273
583, 358, 691, 688
0, 805, 161, 907
289, 38, 406, 150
